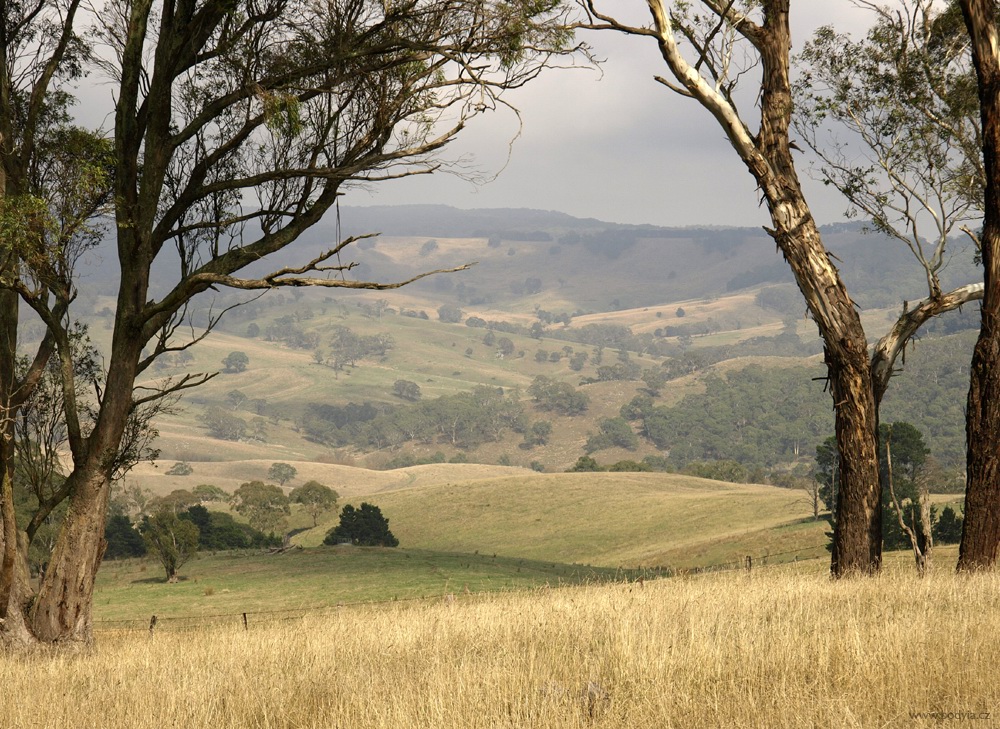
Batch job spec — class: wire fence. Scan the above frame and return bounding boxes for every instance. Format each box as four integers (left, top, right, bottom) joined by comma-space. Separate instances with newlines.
92, 538, 834, 636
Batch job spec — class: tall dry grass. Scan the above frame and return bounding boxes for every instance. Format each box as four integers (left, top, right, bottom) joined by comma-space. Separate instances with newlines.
3, 565, 998, 728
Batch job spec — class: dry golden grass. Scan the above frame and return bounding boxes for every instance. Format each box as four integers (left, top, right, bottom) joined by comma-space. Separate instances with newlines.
4, 563, 997, 728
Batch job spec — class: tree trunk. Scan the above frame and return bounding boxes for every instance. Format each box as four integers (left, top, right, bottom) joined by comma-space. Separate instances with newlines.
30, 468, 109, 643
959, 0, 1000, 571
0, 291, 19, 622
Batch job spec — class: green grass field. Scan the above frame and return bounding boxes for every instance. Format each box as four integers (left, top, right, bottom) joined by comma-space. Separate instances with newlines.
299, 471, 828, 568
94, 470, 831, 625
93, 547, 647, 625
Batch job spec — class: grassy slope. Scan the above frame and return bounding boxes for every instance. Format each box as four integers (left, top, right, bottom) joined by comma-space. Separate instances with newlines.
93, 548, 630, 623
292, 471, 827, 569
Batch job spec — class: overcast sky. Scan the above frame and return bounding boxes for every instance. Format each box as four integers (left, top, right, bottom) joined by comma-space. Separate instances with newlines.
343, 4, 879, 229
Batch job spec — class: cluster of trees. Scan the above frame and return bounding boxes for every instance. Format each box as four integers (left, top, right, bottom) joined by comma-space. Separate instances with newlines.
613, 366, 832, 468
105, 478, 339, 581
302, 387, 528, 451
528, 376, 590, 415
319, 327, 394, 372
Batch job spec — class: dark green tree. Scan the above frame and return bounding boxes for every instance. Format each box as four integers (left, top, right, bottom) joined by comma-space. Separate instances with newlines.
324, 503, 398, 547
934, 506, 964, 545
568, 456, 601, 472
222, 351, 250, 373
103, 514, 146, 560
392, 380, 422, 402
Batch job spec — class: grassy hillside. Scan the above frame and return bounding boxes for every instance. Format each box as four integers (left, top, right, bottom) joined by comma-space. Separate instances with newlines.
288, 471, 827, 569
93, 547, 631, 623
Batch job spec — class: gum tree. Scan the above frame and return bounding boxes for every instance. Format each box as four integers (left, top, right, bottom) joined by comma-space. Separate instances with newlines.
577, 0, 980, 576
957, 0, 1000, 570
3, 0, 583, 645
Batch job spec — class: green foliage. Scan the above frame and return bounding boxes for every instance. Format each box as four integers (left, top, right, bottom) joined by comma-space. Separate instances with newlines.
607, 460, 652, 472
437, 304, 463, 323
880, 422, 931, 551
231, 481, 291, 534
192, 484, 229, 503
528, 375, 589, 415
319, 386, 525, 451
324, 503, 399, 547
290, 481, 339, 527
637, 365, 832, 468
393, 379, 422, 401
153, 489, 199, 514
104, 514, 147, 559
268, 462, 298, 486
141, 509, 200, 582
682, 460, 749, 484
567, 456, 601, 472
222, 351, 250, 373
522, 420, 552, 448
585, 417, 639, 453
199, 406, 248, 441
322, 326, 394, 370
179, 505, 280, 551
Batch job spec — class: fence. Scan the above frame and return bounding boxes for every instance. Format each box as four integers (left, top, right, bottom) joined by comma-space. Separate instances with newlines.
93, 539, 833, 636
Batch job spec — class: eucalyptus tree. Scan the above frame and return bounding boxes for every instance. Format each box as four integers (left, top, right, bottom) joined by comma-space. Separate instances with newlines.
576, 0, 978, 576
0, 0, 113, 645
956, 0, 1000, 570
1, 0, 582, 644
795, 1, 985, 398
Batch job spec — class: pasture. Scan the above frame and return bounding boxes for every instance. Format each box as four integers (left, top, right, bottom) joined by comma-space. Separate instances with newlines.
7, 556, 996, 728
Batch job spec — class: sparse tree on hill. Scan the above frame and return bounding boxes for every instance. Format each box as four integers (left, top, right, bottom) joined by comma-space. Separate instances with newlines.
438, 304, 464, 324
222, 352, 250, 374
393, 380, 422, 402
267, 463, 297, 487
290, 481, 339, 528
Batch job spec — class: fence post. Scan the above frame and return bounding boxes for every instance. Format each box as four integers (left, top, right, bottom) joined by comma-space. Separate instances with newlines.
243, 612, 248, 631
745, 555, 752, 573
148, 615, 157, 636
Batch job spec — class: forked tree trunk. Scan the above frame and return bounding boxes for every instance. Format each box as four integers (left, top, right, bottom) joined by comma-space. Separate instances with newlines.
30, 468, 110, 643
637, 0, 885, 574
959, 0, 1000, 571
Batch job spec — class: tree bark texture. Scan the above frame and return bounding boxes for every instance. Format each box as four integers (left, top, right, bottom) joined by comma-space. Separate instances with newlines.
739, 1, 883, 574
959, 0, 1000, 571
30, 469, 109, 643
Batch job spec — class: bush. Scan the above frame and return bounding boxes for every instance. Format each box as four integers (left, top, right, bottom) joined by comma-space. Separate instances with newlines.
165, 461, 193, 476
324, 503, 398, 547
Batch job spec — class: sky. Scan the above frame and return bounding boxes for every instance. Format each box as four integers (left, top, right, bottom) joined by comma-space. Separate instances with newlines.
341, 3, 879, 229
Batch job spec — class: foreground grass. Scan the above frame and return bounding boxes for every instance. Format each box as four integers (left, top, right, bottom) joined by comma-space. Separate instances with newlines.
7, 563, 998, 728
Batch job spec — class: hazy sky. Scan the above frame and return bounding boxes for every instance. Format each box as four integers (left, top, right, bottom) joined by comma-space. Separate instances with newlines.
343, 4, 878, 229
